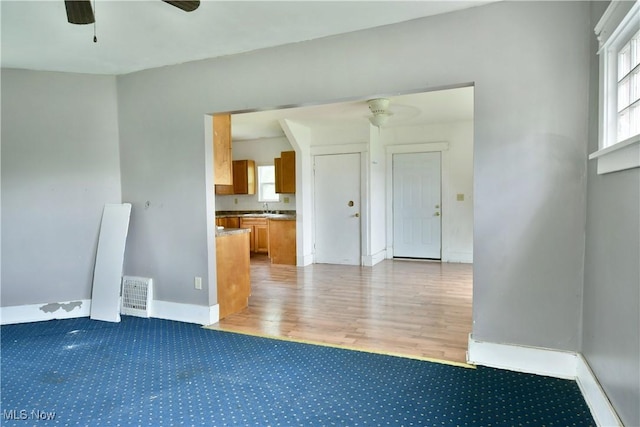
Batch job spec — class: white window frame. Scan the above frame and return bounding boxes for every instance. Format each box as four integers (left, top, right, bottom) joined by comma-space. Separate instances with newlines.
590, 0, 640, 174
257, 164, 280, 203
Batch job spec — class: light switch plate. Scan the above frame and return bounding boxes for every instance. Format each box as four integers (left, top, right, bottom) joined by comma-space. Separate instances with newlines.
457, 193, 465, 201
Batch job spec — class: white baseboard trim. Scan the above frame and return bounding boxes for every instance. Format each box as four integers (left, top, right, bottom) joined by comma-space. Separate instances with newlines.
467, 335, 577, 379
298, 253, 313, 267
1, 299, 220, 327
575, 354, 623, 427
467, 335, 622, 426
363, 249, 386, 267
442, 251, 473, 263
0, 299, 92, 325
151, 300, 219, 326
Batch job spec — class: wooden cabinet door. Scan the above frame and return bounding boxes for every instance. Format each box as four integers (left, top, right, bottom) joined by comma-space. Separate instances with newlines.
255, 223, 269, 254
226, 217, 240, 228
268, 220, 296, 265
275, 151, 295, 194
281, 151, 296, 193
216, 217, 241, 228
215, 184, 234, 195
274, 157, 282, 193
233, 160, 256, 195
213, 114, 232, 186
240, 219, 255, 252
216, 232, 250, 319
240, 218, 268, 254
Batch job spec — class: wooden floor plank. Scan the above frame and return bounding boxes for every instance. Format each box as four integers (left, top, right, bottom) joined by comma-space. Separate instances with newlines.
209, 255, 473, 364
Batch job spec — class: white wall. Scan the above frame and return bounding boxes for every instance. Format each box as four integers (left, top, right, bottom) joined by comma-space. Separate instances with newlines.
306, 117, 473, 264
215, 137, 296, 212
114, 1, 589, 350
368, 125, 387, 264
1, 69, 122, 308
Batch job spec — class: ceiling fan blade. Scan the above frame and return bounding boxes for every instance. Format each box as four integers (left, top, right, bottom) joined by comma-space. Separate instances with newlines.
161, 1, 200, 12
64, 0, 95, 24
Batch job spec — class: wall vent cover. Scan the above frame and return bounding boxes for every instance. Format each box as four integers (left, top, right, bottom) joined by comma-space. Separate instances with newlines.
121, 276, 153, 318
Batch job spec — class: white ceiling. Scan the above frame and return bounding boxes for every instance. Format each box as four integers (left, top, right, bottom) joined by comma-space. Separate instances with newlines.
1, 0, 492, 75
1, 1, 481, 140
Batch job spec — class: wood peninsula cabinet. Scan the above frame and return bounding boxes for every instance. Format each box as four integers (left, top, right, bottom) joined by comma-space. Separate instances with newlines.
274, 150, 295, 193
215, 160, 256, 195
213, 114, 232, 186
240, 217, 269, 254
268, 219, 296, 265
216, 229, 251, 319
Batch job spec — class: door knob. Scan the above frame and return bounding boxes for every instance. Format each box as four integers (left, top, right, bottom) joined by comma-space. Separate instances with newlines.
354, 213, 360, 218
434, 212, 440, 216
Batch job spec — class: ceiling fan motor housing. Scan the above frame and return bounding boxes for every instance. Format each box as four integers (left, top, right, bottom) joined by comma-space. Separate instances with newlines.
368, 98, 390, 115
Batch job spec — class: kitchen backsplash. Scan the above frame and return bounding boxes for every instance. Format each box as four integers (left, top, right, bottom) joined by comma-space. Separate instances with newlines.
215, 194, 296, 212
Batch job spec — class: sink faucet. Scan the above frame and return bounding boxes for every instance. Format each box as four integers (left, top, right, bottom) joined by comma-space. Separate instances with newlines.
263, 203, 269, 213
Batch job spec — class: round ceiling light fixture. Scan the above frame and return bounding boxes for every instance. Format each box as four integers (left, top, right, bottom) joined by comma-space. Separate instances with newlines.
368, 98, 393, 127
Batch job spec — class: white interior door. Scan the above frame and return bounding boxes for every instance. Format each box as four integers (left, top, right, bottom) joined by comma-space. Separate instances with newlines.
314, 153, 361, 265
393, 152, 442, 259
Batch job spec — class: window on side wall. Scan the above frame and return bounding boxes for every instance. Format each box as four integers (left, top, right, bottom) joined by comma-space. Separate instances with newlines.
617, 29, 640, 143
257, 165, 280, 203
590, 1, 640, 174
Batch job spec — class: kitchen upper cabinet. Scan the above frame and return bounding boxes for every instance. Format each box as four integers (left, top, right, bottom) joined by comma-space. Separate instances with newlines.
215, 160, 256, 195
274, 157, 282, 193
274, 150, 295, 193
213, 114, 232, 186
232, 160, 256, 195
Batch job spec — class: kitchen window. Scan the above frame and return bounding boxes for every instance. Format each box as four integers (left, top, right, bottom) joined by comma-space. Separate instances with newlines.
257, 165, 279, 203
590, 1, 640, 174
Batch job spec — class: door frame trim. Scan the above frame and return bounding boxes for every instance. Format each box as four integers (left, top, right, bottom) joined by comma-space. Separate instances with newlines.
385, 142, 451, 260
311, 144, 367, 265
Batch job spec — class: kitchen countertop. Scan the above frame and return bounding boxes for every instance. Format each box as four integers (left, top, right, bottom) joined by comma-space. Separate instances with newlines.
215, 227, 251, 237
216, 211, 296, 221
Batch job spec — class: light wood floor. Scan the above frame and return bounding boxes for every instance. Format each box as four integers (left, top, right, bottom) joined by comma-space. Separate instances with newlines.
209, 255, 473, 364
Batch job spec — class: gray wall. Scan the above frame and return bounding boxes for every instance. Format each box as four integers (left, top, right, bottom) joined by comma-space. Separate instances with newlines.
1, 69, 122, 305
116, 1, 590, 350
581, 4, 640, 426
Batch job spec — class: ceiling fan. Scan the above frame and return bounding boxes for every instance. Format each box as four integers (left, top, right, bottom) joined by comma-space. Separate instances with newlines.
365, 98, 420, 128
64, 0, 200, 25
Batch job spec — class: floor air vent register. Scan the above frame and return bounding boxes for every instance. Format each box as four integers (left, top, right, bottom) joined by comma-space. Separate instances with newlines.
121, 276, 153, 318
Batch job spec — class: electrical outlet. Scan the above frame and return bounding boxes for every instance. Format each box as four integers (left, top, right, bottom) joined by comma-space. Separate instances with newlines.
194, 276, 202, 290
284, 197, 290, 203
456, 193, 465, 201
234, 198, 238, 204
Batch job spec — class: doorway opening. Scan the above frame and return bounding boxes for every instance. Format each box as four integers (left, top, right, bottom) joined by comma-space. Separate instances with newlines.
207, 85, 474, 364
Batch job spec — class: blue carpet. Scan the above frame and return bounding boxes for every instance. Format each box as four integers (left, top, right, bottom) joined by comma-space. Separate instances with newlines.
1, 316, 594, 426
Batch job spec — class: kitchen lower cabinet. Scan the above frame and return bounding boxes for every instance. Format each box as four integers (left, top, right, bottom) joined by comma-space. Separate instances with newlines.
216, 216, 240, 228
240, 217, 269, 254
268, 219, 296, 265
